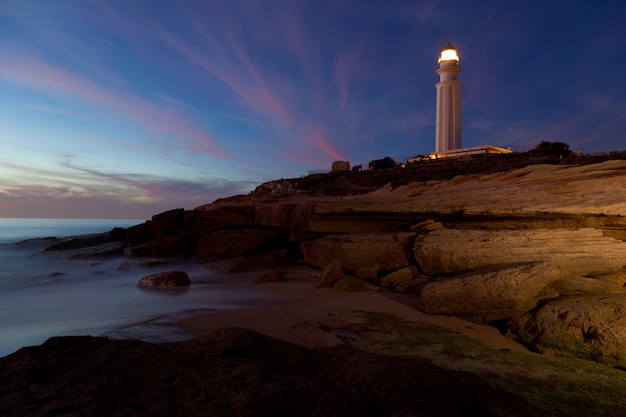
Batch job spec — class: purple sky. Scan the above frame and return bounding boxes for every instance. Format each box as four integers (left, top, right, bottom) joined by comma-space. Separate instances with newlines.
1, 1, 625, 219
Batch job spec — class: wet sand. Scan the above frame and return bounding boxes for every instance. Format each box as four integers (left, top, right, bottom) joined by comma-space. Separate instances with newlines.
177, 266, 529, 353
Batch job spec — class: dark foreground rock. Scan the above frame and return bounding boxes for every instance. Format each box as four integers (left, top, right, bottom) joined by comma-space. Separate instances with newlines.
136, 271, 191, 288
0, 328, 534, 417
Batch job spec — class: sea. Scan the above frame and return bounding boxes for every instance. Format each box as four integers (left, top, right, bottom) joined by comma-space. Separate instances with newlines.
0, 218, 281, 358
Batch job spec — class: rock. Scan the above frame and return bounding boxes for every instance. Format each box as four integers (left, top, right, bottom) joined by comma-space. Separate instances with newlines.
419, 262, 567, 323
552, 276, 612, 296
586, 271, 626, 292
414, 228, 626, 277
193, 228, 287, 259
301, 232, 414, 281
0, 328, 519, 417
394, 277, 431, 294
332, 275, 379, 292
250, 179, 301, 195
136, 271, 191, 288
509, 294, 626, 366
422, 222, 443, 231
124, 233, 199, 258
409, 219, 436, 232
146, 208, 186, 236
317, 259, 344, 288
380, 266, 419, 288
354, 265, 383, 283
256, 271, 284, 283
205, 251, 293, 273
409, 219, 443, 232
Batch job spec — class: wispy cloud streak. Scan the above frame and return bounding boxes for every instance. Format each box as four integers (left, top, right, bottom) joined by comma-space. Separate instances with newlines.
0, 49, 223, 157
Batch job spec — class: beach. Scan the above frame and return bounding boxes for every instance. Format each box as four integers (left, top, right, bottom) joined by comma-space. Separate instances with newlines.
174, 266, 529, 355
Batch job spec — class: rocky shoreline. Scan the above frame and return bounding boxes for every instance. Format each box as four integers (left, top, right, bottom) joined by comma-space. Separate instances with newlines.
45, 155, 626, 366
6, 154, 626, 415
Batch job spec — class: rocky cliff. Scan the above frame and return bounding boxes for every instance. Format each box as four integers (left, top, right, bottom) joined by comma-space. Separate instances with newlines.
45, 154, 626, 365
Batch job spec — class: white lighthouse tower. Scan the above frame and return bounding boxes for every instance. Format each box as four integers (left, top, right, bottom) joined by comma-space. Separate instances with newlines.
435, 42, 462, 154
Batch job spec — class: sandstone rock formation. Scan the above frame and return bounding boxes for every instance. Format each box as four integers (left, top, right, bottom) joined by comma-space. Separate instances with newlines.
301, 232, 414, 282
419, 262, 566, 323
39, 156, 626, 365
124, 232, 199, 258
379, 266, 420, 288
317, 259, 344, 288
192, 228, 288, 259
413, 228, 626, 277
551, 276, 619, 296
509, 294, 626, 366
136, 271, 191, 288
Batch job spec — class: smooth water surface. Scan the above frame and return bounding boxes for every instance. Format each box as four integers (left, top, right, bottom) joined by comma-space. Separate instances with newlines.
0, 219, 281, 358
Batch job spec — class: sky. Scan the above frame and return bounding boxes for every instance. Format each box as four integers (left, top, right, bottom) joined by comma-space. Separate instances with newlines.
1, 0, 625, 219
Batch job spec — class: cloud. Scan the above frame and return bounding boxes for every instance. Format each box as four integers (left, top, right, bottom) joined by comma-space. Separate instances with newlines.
0, 159, 254, 218
0, 48, 224, 158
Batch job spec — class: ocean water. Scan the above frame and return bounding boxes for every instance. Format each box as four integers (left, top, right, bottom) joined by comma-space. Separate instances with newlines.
0, 219, 281, 358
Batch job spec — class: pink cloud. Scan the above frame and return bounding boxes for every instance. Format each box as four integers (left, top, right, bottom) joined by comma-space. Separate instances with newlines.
274, 6, 327, 111
305, 128, 347, 162
223, 27, 293, 127
0, 50, 223, 158
157, 15, 293, 129
0, 159, 252, 218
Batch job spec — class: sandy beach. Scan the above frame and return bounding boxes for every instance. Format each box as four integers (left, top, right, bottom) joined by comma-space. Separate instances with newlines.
178, 266, 529, 354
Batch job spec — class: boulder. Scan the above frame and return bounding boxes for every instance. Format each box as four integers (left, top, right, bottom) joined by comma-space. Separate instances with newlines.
136, 271, 191, 288
409, 219, 436, 232
379, 266, 419, 288
409, 219, 443, 232
508, 294, 626, 366
317, 259, 344, 288
419, 262, 567, 323
585, 271, 626, 292
414, 228, 626, 277
193, 229, 287, 259
301, 232, 414, 281
552, 276, 612, 296
354, 265, 383, 283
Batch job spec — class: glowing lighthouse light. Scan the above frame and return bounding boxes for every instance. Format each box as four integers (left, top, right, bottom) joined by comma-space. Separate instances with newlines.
438, 46, 459, 63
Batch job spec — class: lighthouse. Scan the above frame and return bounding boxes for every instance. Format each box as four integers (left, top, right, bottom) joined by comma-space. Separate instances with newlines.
435, 42, 462, 154
408, 42, 512, 163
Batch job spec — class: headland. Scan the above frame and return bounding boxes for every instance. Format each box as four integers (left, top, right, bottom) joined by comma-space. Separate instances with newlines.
4, 151, 626, 416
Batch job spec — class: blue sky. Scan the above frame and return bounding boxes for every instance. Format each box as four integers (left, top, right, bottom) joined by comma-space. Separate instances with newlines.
1, 0, 625, 219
